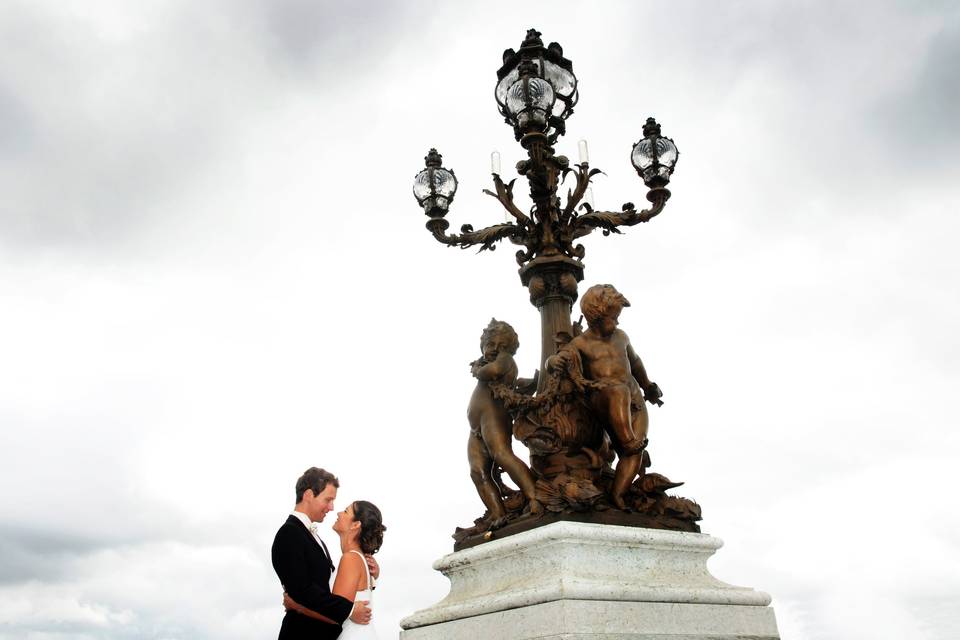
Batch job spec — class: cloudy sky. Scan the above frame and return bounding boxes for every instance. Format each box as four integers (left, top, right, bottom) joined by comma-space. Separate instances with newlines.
1, 1, 958, 638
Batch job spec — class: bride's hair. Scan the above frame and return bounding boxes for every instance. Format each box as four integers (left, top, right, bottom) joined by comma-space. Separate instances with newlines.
352, 500, 386, 555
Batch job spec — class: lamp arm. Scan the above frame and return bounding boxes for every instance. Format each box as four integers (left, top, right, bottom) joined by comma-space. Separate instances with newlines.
425, 218, 524, 253
571, 188, 671, 239
482, 174, 531, 228
562, 163, 603, 221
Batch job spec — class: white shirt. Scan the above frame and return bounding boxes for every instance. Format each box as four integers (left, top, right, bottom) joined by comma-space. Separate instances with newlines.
290, 510, 330, 561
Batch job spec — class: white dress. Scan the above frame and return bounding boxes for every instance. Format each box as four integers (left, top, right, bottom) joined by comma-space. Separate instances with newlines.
337, 550, 378, 640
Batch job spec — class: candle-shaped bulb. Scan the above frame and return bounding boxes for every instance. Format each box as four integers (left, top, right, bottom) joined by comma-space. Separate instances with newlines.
578, 139, 589, 164
491, 151, 501, 175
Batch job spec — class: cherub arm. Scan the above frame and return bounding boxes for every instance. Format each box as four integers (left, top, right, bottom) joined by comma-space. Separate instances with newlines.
626, 340, 663, 405
515, 369, 539, 394
473, 352, 517, 383
626, 340, 652, 386
547, 336, 582, 372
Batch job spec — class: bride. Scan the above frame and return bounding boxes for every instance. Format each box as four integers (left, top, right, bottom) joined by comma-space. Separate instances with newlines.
284, 500, 386, 639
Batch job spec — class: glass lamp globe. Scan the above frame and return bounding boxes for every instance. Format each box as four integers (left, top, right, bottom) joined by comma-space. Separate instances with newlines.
504, 66, 555, 134
631, 117, 679, 188
495, 29, 578, 141
413, 149, 458, 217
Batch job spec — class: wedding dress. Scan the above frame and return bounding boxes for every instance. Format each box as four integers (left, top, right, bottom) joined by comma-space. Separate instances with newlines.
338, 550, 378, 640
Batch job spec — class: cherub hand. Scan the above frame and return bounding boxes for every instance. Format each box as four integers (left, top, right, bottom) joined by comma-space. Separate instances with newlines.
547, 351, 570, 371
470, 359, 484, 377
644, 382, 663, 406
350, 600, 372, 625
622, 436, 648, 455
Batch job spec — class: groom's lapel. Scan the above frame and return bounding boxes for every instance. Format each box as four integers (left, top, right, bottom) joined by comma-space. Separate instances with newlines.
288, 514, 335, 572
317, 536, 330, 559
318, 537, 335, 572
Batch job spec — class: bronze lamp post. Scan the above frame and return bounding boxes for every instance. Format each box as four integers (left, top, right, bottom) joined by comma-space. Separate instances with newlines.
413, 29, 679, 378
413, 29, 696, 549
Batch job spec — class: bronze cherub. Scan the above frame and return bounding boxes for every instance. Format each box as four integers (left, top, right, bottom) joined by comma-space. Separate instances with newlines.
467, 319, 542, 528
549, 285, 663, 509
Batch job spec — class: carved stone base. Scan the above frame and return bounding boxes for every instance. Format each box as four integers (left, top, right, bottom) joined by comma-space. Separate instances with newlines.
401, 599, 778, 639
400, 521, 779, 640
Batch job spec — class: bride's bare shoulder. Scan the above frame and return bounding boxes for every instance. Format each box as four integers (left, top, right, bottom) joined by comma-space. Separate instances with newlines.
333, 551, 366, 596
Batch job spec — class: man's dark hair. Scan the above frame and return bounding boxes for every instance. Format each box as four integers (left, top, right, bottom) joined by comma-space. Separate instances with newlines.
295, 467, 339, 503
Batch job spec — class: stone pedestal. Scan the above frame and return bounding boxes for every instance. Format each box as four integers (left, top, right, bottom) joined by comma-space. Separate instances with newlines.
400, 521, 779, 640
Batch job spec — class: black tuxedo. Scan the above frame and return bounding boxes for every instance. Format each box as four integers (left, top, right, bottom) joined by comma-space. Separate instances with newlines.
272, 515, 354, 640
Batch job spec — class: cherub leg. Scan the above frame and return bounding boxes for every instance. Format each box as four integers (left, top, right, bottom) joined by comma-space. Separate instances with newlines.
610, 452, 643, 510
468, 434, 506, 522
631, 397, 649, 448
482, 417, 542, 515
593, 386, 646, 509
595, 385, 645, 453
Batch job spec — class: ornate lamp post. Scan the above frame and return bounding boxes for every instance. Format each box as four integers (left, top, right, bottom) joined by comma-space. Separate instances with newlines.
414, 29, 679, 380
412, 28, 696, 550
402, 33, 782, 640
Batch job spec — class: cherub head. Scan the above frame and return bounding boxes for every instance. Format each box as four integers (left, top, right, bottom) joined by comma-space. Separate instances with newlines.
580, 284, 631, 335
480, 318, 519, 360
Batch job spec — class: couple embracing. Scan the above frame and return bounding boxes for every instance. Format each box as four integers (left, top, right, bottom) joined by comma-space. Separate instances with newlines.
272, 467, 386, 640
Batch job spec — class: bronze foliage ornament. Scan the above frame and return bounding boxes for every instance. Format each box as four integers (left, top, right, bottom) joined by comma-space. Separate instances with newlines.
413, 29, 698, 550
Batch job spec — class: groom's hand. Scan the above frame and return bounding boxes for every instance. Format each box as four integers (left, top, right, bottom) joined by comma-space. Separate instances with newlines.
365, 554, 380, 581
350, 600, 371, 625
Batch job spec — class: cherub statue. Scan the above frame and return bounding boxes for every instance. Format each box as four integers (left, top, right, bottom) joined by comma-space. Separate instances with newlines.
548, 284, 663, 510
467, 319, 542, 527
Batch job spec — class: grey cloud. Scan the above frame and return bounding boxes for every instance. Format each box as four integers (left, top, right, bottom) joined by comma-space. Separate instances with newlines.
0, 521, 186, 588
0, 625, 110, 640
0, 536, 281, 639
0, 526, 102, 584
0, 4, 246, 251
876, 14, 960, 166
0, 0, 410, 255
257, 0, 404, 66
0, 87, 34, 157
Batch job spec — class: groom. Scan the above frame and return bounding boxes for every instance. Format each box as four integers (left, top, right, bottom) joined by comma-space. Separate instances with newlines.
272, 467, 373, 639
